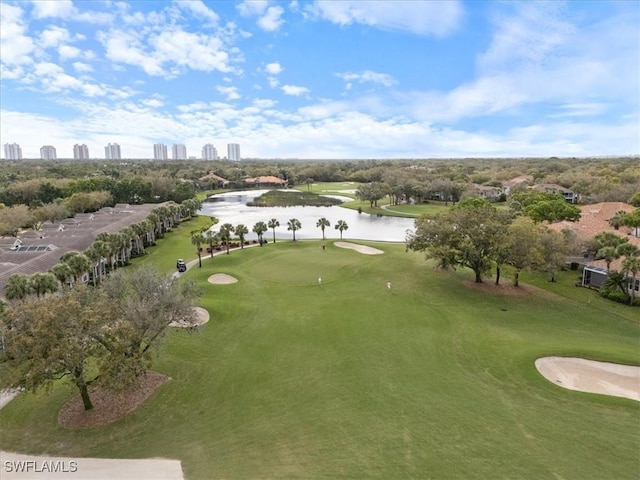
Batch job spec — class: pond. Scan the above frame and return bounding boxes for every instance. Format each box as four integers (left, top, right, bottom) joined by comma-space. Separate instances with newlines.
198, 190, 415, 242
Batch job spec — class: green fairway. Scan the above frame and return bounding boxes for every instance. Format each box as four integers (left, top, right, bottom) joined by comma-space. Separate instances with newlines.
1, 239, 638, 479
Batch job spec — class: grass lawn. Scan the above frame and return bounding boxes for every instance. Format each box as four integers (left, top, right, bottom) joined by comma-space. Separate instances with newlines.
1, 238, 638, 479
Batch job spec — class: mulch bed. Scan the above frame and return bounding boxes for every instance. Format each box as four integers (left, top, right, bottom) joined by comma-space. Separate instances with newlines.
58, 371, 168, 429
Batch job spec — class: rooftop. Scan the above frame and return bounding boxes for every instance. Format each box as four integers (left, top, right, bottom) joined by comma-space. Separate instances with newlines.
0, 203, 163, 297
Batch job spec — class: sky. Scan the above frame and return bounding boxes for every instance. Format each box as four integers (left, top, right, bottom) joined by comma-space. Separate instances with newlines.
1, 0, 639, 160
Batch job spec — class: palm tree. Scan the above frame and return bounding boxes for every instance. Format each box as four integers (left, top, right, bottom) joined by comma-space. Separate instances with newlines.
29, 272, 59, 297
268, 218, 280, 243
191, 229, 206, 267
596, 246, 620, 272
608, 210, 627, 231
335, 220, 349, 239
5, 274, 31, 301
60, 251, 92, 285
235, 224, 249, 249
287, 218, 301, 241
219, 223, 235, 255
316, 217, 330, 240
51, 262, 73, 289
622, 255, 640, 305
253, 221, 267, 246
204, 229, 219, 257
84, 244, 104, 285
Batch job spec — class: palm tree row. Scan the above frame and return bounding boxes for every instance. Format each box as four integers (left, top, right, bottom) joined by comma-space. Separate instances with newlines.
4, 198, 202, 302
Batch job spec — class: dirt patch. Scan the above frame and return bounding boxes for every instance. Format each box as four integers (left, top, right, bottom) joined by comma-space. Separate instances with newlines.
58, 371, 168, 429
208, 273, 238, 284
334, 241, 384, 255
535, 357, 640, 401
169, 306, 210, 328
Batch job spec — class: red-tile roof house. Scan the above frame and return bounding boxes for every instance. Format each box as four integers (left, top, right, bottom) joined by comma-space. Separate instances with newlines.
243, 176, 287, 187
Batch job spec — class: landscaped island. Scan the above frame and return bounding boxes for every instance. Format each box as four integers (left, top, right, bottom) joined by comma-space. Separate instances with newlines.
246, 189, 343, 207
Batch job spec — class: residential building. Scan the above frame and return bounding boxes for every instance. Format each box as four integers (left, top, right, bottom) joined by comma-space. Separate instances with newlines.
228, 143, 241, 161
202, 144, 219, 160
105, 143, 122, 160
172, 144, 187, 160
4, 143, 22, 160
40, 145, 57, 160
244, 175, 287, 187
531, 183, 579, 203
73, 144, 90, 160
154, 143, 168, 160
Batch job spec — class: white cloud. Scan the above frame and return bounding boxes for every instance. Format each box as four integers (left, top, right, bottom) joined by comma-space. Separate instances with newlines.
30, 0, 113, 24
0, 4, 35, 66
237, 0, 270, 17
265, 62, 282, 74
31, 0, 75, 19
258, 6, 285, 31
337, 70, 397, 87
479, 2, 574, 72
216, 85, 241, 100
281, 85, 310, 96
39, 26, 71, 48
548, 103, 608, 118
308, 0, 463, 36
58, 45, 81, 61
175, 0, 220, 24
72, 62, 93, 73
267, 77, 279, 88
142, 98, 164, 108
97, 25, 238, 77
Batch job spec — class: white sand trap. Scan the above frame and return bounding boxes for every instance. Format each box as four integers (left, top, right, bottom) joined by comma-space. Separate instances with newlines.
207, 273, 238, 284
169, 306, 210, 328
0, 451, 183, 479
334, 241, 384, 255
535, 357, 640, 401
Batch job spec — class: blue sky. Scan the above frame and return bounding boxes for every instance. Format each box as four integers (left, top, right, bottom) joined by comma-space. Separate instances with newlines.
1, 0, 638, 159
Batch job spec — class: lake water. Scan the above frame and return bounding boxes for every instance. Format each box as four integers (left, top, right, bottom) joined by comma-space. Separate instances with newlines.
198, 190, 415, 242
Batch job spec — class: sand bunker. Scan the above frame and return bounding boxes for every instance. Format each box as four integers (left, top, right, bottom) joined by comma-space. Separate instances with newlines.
0, 451, 184, 480
334, 241, 384, 255
535, 357, 640, 401
207, 273, 238, 284
169, 306, 210, 328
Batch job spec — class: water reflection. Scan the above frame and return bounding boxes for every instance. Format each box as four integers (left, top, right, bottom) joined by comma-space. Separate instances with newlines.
199, 190, 414, 242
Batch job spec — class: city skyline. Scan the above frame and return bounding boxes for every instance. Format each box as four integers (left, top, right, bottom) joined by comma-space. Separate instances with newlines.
1, 1, 638, 159
2, 141, 240, 160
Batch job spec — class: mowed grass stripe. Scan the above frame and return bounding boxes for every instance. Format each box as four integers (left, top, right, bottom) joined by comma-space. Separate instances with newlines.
0, 239, 638, 479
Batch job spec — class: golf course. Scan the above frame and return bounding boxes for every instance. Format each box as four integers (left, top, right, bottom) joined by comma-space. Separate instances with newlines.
0, 221, 638, 479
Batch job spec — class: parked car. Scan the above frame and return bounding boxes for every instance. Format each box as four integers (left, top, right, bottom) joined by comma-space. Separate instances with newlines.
176, 259, 187, 272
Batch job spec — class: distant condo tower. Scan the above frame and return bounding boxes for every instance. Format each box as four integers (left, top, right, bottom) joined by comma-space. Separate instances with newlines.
105, 143, 122, 160
227, 143, 241, 161
154, 143, 168, 160
202, 144, 219, 160
172, 143, 187, 160
73, 144, 90, 160
40, 145, 57, 160
4, 143, 22, 160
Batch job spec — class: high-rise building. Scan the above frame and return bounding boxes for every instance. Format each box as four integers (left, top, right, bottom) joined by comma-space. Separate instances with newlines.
227, 143, 241, 161
40, 145, 57, 160
202, 144, 219, 160
154, 143, 168, 160
172, 144, 187, 160
4, 143, 22, 160
105, 143, 122, 160
73, 144, 90, 160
